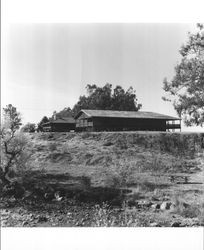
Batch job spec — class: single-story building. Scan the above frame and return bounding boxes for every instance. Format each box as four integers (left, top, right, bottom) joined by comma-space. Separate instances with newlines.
75, 109, 181, 132
42, 117, 76, 132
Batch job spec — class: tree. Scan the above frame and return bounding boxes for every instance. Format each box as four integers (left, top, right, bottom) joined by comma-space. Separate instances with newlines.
1, 104, 29, 185
37, 116, 49, 132
162, 24, 204, 126
51, 107, 73, 119
21, 123, 36, 133
72, 83, 142, 115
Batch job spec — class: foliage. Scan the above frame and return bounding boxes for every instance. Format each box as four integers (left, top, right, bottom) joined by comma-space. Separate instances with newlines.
172, 193, 204, 219
91, 202, 138, 227
103, 161, 135, 188
21, 123, 36, 133
1, 104, 30, 184
37, 116, 49, 132
72, 83, 142, 115
162, 24, 204, 126
52, 107, 73, 119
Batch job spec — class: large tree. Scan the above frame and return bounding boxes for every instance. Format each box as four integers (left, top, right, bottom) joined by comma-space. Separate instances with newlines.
162, 24, 204, 126
72, 83, 142, 115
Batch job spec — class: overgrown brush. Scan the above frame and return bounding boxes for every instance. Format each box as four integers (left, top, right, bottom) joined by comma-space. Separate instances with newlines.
102, 161, 135, 189
91, 202, 139, 227
171, 193, 204, 223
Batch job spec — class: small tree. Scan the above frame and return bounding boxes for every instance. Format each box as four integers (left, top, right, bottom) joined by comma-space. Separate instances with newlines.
37, 116, 49, 132
0, 104, 30, 185
21, 123, 36, 133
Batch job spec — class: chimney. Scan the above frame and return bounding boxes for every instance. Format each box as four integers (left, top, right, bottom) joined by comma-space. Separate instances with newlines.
53, 111, 57, 120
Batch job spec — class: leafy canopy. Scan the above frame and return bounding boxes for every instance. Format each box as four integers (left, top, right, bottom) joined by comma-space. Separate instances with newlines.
72, 83, 142, 115
162, 24, 204, 126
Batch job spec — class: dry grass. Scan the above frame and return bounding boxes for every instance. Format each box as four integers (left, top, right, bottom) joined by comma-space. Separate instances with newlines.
2, 131, 203, 226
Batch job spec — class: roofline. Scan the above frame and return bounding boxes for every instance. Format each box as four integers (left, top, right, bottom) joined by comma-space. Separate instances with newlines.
75, 109, 92, 119
75, 109, 181, 121
42, 120, 76, 126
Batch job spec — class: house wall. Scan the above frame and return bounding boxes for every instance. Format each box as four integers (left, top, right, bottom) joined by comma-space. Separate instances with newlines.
75, 112, 168, 131
76, 113, 93, 131
92, 117, 167, 131
51, 123, 75, 132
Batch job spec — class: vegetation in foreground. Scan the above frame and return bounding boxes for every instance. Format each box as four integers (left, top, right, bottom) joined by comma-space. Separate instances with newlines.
1, 132, 204, 227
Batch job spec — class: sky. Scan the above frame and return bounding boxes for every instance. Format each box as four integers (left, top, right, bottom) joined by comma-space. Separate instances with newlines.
1, 23, 203, 131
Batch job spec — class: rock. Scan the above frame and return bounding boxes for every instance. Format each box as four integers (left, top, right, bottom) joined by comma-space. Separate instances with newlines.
138, 200, 153, 208
22, 221, 29, 226
54, 191, 63, 201
44, 192, 54, 200
28, 213, 35, 221
150, 222, 161, 227
151, 203, 160, 209
171, 221, 181, 227
37, 216, 48, 223
183, 202, 190, 208
160, 202, 172, 210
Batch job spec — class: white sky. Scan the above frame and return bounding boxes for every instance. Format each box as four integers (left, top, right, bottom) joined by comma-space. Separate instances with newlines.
1, 1, 204, 134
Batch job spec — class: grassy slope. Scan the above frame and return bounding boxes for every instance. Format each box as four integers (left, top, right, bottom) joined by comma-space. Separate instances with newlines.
30, 132, 204, 181
1, 132, 204, 226
30, 131, 204, 201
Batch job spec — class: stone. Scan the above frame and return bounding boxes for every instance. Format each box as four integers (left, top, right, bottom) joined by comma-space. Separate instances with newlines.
160, 202, 172, 210
22, 221, 29, 226
183, 202, 190, 208
37, 216, 48, 223
138, 200, 153, 208
150, 222, 161, 227
151, 203, 160, 209
171, 221, 181, 227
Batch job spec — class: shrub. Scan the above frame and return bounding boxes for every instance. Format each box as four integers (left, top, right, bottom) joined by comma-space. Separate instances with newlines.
21, 123, 36, 133
91, 202, 139, 227
171, 193, 204, 221
92, 203, 116, 226
103, 161, 135, 189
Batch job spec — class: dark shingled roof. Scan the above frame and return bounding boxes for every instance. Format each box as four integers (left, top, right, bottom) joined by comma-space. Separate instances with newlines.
76, 109, 180, 120
43, 117, 75, 125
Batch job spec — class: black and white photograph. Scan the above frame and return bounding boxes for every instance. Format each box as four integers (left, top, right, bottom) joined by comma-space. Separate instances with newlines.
1, 0, 204, 249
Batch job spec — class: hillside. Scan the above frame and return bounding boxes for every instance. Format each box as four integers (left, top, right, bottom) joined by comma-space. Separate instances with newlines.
1, 132, 204, 227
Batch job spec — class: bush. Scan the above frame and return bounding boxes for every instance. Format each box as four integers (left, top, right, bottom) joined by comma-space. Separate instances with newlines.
91, 202, 139, 227
21, 123, 36, 133
103, 161, 135, 188
171, 193, 204, 221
